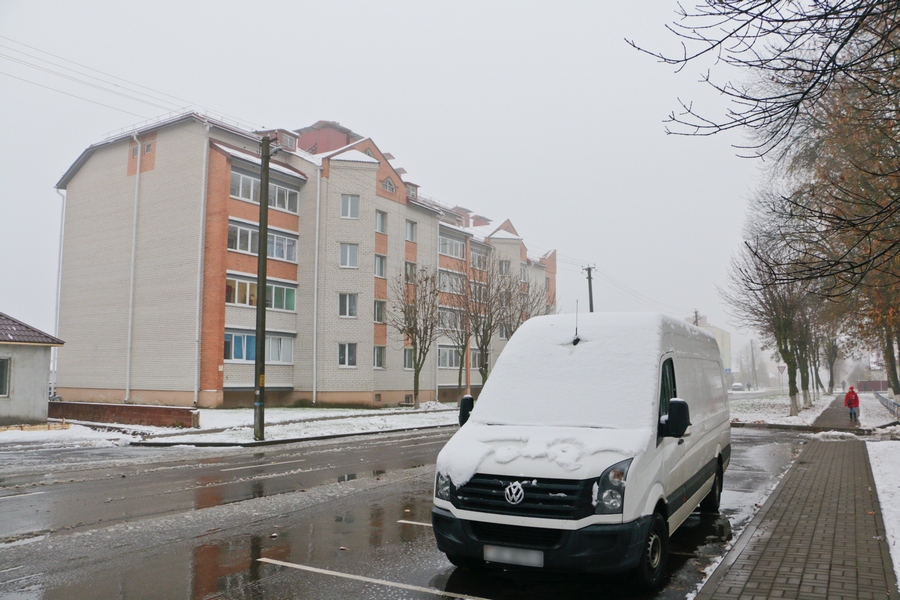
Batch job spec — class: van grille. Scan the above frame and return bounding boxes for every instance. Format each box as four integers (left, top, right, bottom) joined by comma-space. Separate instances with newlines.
469, 521, 566, 549
453, 474, 593, 520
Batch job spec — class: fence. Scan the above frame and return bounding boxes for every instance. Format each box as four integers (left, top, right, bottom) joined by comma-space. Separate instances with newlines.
874, 391, 900, 418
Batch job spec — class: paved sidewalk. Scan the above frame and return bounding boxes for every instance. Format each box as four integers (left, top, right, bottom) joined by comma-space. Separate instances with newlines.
697, 396, 899, 599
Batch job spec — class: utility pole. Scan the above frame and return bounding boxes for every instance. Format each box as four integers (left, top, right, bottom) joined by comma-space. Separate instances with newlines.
253, 136, 272, 441
693, 309, 700, 326
750, 339, 758, 390
583, 265, 595, 312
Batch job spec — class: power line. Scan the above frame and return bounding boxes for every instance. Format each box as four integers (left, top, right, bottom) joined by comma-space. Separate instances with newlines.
0, 70, 150, 119
0, 34, 265, 131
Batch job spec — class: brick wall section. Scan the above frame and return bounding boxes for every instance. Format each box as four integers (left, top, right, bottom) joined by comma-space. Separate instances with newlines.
49, 401, 198, 428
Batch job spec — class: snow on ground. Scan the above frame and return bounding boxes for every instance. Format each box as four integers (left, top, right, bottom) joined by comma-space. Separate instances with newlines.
148, 409, 457, 444
728, 391, 832, 426
867, 441, 900, 592
0, 402, 456, 448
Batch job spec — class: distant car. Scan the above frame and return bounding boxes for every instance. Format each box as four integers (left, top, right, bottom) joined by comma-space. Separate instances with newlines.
731, 383, 745, 392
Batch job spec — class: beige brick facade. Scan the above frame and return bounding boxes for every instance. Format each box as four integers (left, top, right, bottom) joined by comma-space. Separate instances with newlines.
55, 114, 555, 408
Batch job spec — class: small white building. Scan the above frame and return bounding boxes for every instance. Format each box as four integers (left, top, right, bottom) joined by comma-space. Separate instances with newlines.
0, 312, 64, 425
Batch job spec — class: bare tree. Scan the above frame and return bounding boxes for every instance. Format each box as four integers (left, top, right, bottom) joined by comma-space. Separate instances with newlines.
387, 266, 441, 409
504, 275, 553, 338
633, 2, 900, 156
723, 240, 808, 416
468, 258, 517, 386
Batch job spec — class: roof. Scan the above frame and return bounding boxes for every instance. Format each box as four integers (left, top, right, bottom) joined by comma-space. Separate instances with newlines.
0, 313, 64, 346
57, 111, 261, 189
329, 149, 380, 164
212, 143, 308, 180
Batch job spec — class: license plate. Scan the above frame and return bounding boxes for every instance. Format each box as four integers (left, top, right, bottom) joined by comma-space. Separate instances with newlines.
483, 544, 544, 567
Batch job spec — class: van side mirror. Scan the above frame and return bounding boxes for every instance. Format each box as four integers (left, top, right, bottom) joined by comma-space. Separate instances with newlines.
459, 395, 475, 426
667, 399, 691, 438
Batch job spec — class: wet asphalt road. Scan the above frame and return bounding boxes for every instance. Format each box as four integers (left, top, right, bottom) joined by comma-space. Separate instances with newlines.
0, 427, 807, 599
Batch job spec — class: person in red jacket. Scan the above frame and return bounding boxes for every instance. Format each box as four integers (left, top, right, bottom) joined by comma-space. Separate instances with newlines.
844, 386, 860, 421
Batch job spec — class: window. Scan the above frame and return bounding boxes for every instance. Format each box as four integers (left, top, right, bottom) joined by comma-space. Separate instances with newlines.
340, 243, 359, 268
373, 300, 385, 323
231, 170, 299, 213
498, 323, 511, 340
224, 333, 293, 364
382, 178, 396, 193
406, 185, 417, 200
406, 220, 417, 242
265, 284, 296, 311
521, 263, 528, 282
470, 281, 487, 303
265, 336, 293, 363
439, 235, 466, 259
375, 210, 387, 233
230, 172, 260, 203
267, 233, 298, 262
499, 259, 511, 276
144, 142, 152, 154
404, 348, 414, 369
281, 134, 296, 150
374, 255, 386, 278
341, 194, 360, 219
339, 343, 357, 367
0, 357, 8, 396
227, 224, 260, 255
131, 146, 139, 158
268, 182, 299, 213
471, 249, 487, 270
225, 278, 259, 307
439, 271, 464, 294
374, 346, 386, 369
438, 345, 461, 369
439, 308, 461, 331
339, 293, 358, 317
405, 261, 417, 280
658, 358, 677, 439
470, 347, 488, 370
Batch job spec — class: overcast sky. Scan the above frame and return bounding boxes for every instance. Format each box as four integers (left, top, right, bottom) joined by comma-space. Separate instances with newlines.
0, 1, 763, 356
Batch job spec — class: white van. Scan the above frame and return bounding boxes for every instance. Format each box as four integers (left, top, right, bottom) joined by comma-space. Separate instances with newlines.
432, 312, 730, 589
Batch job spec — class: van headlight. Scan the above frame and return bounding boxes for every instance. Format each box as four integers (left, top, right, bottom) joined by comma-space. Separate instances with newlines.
593, 458, 633, 514
435, 472, 453, 501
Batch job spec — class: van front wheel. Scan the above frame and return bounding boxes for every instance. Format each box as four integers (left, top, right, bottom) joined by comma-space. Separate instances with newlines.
636, 512, 669, 589
700, 464, 723, 513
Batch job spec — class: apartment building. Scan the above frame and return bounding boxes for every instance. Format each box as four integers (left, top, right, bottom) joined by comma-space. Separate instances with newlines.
54, 113, 555, 408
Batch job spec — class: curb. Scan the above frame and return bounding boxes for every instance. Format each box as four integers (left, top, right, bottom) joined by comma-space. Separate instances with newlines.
730, 421, 875, 435
130, 422, 458, 448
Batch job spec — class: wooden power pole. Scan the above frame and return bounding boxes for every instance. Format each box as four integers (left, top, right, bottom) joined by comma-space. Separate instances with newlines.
254, 136, 272, 441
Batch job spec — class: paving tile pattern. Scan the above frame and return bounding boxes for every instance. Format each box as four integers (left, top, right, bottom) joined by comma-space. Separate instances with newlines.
697, 436, 898, 599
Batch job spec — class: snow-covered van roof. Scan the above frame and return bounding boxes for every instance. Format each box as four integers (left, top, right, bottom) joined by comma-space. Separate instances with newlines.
469, 312, 716, 431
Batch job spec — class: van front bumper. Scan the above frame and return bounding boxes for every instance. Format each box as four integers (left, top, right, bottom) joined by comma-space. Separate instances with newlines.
432, 506, 652, 574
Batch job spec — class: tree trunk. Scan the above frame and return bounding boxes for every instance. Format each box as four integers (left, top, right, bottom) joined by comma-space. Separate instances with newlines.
797, 349, 812, 408
413, 365, 421, 410
883, 326, 900, 396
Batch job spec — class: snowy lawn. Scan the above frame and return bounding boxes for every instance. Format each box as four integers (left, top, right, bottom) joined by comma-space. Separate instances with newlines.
868, 441, 900, 593
0, 401, 456, 447
729, 391, 832, 426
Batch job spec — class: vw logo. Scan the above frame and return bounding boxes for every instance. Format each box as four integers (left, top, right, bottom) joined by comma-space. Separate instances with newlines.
504, 481, 525, 505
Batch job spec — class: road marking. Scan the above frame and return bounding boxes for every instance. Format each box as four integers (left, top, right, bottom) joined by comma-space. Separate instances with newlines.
400, 440, 446, 448
0, 566, 23, 574
258, 559, 489, 599
220, 458, 306, 472
0, 491, 45, 501
397, 519, 432, 527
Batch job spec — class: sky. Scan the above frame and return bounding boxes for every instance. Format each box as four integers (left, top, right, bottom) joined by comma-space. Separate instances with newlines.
0, 1, 763, 358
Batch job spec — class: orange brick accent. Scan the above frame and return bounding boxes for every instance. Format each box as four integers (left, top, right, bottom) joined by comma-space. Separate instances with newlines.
405, 240, 417, 262
127, 132, 157, 176
226, 252, 297, 281
374, 277, 387, 299
200, 146, 230, 394
228, 197, 298, 232
375, 232, 388, 255
374, 323, 387, 345
439, 255, 466, 271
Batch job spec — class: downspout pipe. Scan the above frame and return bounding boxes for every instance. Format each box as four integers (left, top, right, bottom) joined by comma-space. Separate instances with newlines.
312, 164, 322, 404
125, 134, 142, 403
193, 123, 211, 406
52, 188, 67, 395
